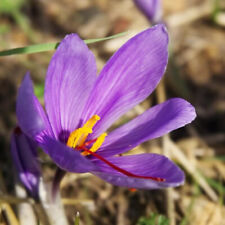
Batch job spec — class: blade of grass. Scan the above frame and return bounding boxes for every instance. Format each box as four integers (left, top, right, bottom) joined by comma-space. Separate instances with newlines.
34, 83, 44, 99
168, 139, 218, 202
1, 203, 20, 225
205, 155, 225, 161
137, 213, 169, 225
0, 31, 127, 56
212, 0, 221, 21
0, 171, 19, 225
205, 177, 224, 205
74, 212, 80, 225
157, 215, 169, 225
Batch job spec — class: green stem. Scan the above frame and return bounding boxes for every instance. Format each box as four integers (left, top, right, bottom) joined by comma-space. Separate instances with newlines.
0, 32, 127, 57
74, 212, 80, 225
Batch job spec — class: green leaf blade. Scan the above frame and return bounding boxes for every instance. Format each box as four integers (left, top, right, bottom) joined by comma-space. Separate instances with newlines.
0, 31, 127, 57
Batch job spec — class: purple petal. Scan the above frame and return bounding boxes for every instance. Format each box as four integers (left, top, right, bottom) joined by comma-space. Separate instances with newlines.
44, 34, 97, 141
40, 136, 97, 173
98, 98, 196, 157
16, 74, 51, 141
92, 154, 184, 189
134, 0, 162, 24
11, 128, 41, 196
82, 24, 168, 138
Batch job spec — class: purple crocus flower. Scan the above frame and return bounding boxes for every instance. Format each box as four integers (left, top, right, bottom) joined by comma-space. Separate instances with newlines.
16, 24, 196, 189
134, 0, 162, 24
11, 127, 41, 197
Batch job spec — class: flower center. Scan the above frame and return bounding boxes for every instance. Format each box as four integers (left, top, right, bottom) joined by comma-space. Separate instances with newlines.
66, 115, 107, 156
66, 115, 165, 183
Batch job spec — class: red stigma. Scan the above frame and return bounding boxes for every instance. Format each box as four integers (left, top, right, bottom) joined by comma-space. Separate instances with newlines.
83, 138, 97, 147
129, 188, 137, 192
77, 143, 165, 182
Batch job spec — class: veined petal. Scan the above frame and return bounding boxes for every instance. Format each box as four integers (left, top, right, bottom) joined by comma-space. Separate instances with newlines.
98, 98, 196, 157
82, 24, 169, 138
40, 136, 97, 173
11, 128, 41, 196
134, 0, 162, 24
44, 34, 97, 142
92, 154, 184, 189
16, 74, 51, 141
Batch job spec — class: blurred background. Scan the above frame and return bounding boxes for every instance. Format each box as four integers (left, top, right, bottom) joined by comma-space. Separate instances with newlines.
0, 0, 225, 224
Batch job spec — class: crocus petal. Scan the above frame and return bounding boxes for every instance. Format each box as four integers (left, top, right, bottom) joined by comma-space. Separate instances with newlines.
92, 153, 184, 189
134, 0, 162, 24
11, 128, 41, 196
98, 98, 196, 157
82, 24, 168, 138
40, 136, 97, 173
44, 34, 97, 141
16, 74, 51, 141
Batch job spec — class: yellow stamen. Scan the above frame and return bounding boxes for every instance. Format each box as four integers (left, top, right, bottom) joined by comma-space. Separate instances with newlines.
66, 115, 100, 148
77, 115, 100, 146
82, 133, 107, 156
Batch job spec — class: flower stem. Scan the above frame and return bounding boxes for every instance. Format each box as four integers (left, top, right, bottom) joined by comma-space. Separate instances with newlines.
52, 168, 66, 201
38, 178, 69, 225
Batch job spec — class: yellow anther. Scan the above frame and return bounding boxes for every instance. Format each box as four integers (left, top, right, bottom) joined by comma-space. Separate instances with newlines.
77, 115, 100, 146
67, 127, 92, 148
66, 115, 100, 148
66, 129, 79, 148
83, 115, 100, 128
82, 133, 107, 156
90, 133, 107, 152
